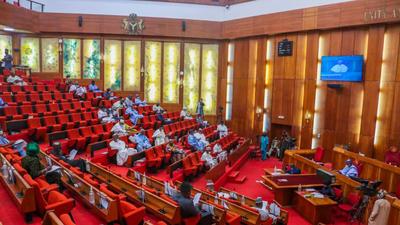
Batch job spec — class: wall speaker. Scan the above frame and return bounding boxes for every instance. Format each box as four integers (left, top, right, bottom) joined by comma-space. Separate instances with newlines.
182, 21, 186, 32
327, 83, 343, 89
78, 16, 83, 27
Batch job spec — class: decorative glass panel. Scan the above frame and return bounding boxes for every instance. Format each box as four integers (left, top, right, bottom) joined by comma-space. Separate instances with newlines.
0, 35, 12, 59
104, 40, 122, 90
183, 43, 200, 113
41, 38, 59, 73
201, 44, 218, 115
83, 39, 100, 79
63, 39, 81, 78
21, 37, 40, 72
144, 41, 161, 103
163, 42, 180, 104
124, 41, 141, 91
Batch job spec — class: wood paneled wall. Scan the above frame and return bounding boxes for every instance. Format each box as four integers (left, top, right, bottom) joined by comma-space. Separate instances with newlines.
227, 23, 400, 159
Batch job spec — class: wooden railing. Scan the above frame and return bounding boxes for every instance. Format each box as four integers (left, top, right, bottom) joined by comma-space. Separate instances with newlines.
42, 211, 65, 225
0, 153, 36, 221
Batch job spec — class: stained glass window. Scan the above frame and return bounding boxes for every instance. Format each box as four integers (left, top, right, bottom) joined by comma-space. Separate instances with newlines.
83, 39, 101, 79
0, 35, 12, 59
41, 38, 59, 73
201, 44, 218, 115
144, 41, 161, 103
163, 42, 180, 104
104, 40, 122, 91
63, 39, 81, 78
124, 41, 141, 91
183, 43, 200, 113
21, 37, 40, 72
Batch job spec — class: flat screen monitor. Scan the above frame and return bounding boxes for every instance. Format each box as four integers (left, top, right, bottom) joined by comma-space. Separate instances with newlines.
316, 168, 336, 185
320, 55, 363, 82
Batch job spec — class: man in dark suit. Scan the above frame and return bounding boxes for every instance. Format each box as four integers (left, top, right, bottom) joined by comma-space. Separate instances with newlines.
173, 182, 213, 224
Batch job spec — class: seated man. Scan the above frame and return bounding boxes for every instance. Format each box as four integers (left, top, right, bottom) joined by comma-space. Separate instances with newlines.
153, 126, 167, 146
252, 197, 269, 222
109, 134, 137, 166
112, 99, 125, 112
74, 84, 87, 99
103, 88, 117, 100
0, 129, 27, 157
180, 106, 192, 120
134, 94, 147, 106
156, 112, 172, 125
194, 129, 209, 147
0, 97, 7, 108
98, 106, 116, 123
213, 143, 222, 155
166, 140, 185, 163
125, 106, 143, 126
172, 182, 213, 225
217, 121, 228, 138
339, 159, 358, 178
124, 96, 134, 108
201, 147, 217, 168
129, 129, 151, 152
7, 68, 26, 86
50, 142, 86, 172
88, 80, 102, 92
188, 130, 205, 151
69, 81, 79, 93
196, 114, 208, 128
111, 119, 130, 136
153, 103, 165, 114
384, 146, 400, 166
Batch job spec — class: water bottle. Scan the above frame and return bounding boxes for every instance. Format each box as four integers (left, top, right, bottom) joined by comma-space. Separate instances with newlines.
85, 159, 90, 172
274, 165, 277, 173
2, 161, 8, 178
241, 195, 245, 205
298, 184, 302, 192
214, 194, 218, 204
89, 186, 95, 205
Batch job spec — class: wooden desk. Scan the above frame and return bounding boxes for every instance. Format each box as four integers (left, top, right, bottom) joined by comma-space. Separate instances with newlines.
264, 168, 284, 176
0, 153, 36, 221
293, 191, 337, 225
261, 174, 327, 206
42, 211, 64, 225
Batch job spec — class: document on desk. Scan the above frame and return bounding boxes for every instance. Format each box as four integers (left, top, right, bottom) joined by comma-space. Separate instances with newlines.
277, 179, 288, 182
311, 192, 324, 198
193, 193, 202, 206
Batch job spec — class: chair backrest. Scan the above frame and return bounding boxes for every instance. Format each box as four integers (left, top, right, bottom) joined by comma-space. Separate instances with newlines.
44, 116, 57, 125
347, 192, 360, 206
314, 147, 324, 162
35, 104, 47, 113
57, 114, 70, 123
28, 118, 42, 128
23, 174, 47, 215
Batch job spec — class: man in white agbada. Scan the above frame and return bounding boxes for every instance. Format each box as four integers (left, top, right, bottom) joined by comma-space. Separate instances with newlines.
124, 96, 134, 108
111, 119, 129, 136
98, 107, 115, 123
153, 126, 166, 146
109, 134, 137, 166
69, 81, 79, 93
153, 103, 164, 114
7, 69, 26, 86
194, 129, 209, 147
180, 106, 192, 120
112, 99, 124, 111
213, 143, 222, 154
201, 147, 217, 168
75, 85, 87, 98
252, 197, 269, 222
217, 121, 228, 138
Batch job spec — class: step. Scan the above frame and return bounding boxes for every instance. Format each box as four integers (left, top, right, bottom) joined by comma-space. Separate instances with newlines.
228, 171, 240, 180
233, 176, 247, 184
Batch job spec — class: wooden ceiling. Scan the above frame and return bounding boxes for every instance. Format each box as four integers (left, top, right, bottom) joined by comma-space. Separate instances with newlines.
139, 0, 253, 6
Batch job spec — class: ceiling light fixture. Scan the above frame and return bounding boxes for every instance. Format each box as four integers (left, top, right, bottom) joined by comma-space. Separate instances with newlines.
3, 27, 15, 32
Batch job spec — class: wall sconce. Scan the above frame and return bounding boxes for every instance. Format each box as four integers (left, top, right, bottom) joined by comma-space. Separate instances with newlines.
256, 106, 263, 119
140, 65, 145, 77
58, 38, 63, 54
178, 71, 184, 88
305, 110, 312, 124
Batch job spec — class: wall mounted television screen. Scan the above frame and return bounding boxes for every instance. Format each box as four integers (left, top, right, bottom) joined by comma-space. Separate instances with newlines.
320, 55, 364, 82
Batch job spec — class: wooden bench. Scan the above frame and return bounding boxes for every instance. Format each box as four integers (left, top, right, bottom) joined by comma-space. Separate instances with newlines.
38, 152, 118, 223
0, 153, 36, 222
88, 161, 181, 224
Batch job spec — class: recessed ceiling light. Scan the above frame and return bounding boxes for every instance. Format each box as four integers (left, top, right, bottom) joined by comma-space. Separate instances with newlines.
3, 27, 15, 32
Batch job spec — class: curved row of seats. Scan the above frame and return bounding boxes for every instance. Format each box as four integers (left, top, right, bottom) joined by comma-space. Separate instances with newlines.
0, 84, 58, 94
1, 92, 77, 106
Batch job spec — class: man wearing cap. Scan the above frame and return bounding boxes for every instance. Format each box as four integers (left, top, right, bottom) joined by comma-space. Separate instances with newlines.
201, 147, 217, 168
129, 129, 151, 152
125, 106, 143, 126
135, 94, 147, 106
98, 106, 115, 123
253, 197, 269, 222
188, 130, 205, 151
112, 98, 125, 111
173, 182, 213, 225
0, 129, 27, 157
368, 190, 390, 225
111, 119, 130, 136
153, 126, 167, 146
109, 134, 137, 166
194, 129, 209, 147
339, 159, 358, 178
217, 121, 228, 138
205, 180, 215, 193
180, 106, 192, 120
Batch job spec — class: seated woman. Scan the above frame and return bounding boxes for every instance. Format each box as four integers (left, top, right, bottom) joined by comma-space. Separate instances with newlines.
384, 146, 400, 166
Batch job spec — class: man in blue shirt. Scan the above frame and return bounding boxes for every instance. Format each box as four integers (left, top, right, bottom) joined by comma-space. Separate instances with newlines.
88, 80, 102, 92
0, 129, 26, 157
188, 130, 205, 151
2, 49, 13, 70
134, 94, 147, 106
0, 97, 7, 109
260, 132, 269, 160
125, 107, 143, 125
339, 159, 358, 178
129, 129, 151, 152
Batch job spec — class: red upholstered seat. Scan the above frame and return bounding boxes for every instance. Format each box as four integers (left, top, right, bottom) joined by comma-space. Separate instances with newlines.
70, 113, 86, 126
83, 174, 99, 187
10, 86, 22, 93
182, 214, 201, 225
155, 145, 171, 163
41, 93, 53, 103
59, 214, 76, 225
314, 146, 324, 162
44, 116, 62, 132
226, 212, 241, 225
4, 106, 23, 120
182, 157, 197, 177
36, 85, 46, 92
23, 85, 34, 92
23, 174, 75, 216
60, 102, 73, 112
337, 192, 360, 219
64, 93, 75, 101
71, 101, 82, 112
119, 200, 146, 225
189, 152, 204, 170
67, 129, 86, 150
48, 103, 63, 114
20, 105, 37, 117
100, 184, 125, 200
57, 114, 75, 130
82, 111, 98, 125
27, 117, 47, 140
145, 148, 162, 169
93, 124, 111, 139
13, 163, 27, 175
79, 126, 100, 143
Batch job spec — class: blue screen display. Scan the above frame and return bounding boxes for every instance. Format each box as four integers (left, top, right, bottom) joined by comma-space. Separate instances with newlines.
320, 55, 364, 82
